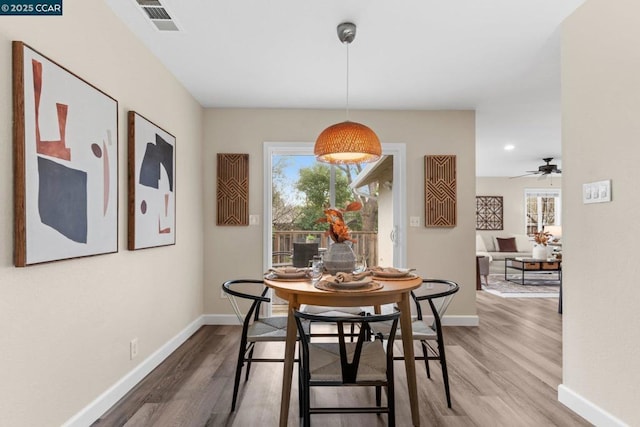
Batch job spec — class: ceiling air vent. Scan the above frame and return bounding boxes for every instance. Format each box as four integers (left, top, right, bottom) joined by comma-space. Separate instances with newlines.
136, 0, 179, 32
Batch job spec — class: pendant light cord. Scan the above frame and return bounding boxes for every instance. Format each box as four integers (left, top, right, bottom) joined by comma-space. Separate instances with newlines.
314, 22, 381, 165
345, 41, 350, 121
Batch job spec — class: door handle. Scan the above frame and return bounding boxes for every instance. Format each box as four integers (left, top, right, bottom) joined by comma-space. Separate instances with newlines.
390, 226, 398, 246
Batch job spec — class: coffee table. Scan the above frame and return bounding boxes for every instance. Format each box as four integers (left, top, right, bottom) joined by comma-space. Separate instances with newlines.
505, 257, 562, 285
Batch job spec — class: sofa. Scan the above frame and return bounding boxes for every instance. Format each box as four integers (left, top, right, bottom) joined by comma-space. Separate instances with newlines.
476, 234, 534, 272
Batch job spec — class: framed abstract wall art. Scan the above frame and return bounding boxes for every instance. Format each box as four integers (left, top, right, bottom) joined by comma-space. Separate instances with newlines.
128, 111, 176, 250
476, 196, 504, 230
13, 41, 119, 266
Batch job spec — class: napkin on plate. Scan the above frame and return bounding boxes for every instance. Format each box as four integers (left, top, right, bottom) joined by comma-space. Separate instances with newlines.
334, 271, 371, 283
369, 267, 416, 276
266, 267, 306, 275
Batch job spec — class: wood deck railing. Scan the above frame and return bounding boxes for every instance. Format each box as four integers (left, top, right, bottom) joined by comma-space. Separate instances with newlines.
272, 231, 378, 268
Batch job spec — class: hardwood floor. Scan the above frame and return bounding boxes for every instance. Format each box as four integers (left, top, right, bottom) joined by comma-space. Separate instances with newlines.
93, 292, 590, 426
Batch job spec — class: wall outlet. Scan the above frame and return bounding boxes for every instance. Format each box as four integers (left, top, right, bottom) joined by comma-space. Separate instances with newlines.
130, 338, 139, 360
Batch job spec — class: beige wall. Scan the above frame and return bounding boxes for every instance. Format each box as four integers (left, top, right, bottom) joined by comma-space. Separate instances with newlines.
0, 2, 204, 426
476, 176, 562, 238
562, 0, 640, 424
203, 109, 477, 318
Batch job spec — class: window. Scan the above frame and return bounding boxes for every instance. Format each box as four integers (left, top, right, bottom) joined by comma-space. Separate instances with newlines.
524, 189, 561, 235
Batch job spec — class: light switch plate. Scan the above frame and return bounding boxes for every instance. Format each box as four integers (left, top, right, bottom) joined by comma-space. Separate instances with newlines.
583, 179, 611, 204
409, 216, 421, 227
249, 214, 260, 225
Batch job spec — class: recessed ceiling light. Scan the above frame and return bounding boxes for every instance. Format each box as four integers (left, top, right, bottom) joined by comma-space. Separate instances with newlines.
504, 144, 515, 151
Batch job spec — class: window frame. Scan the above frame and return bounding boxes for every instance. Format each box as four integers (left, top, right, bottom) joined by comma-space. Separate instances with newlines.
524, 188, 561, 235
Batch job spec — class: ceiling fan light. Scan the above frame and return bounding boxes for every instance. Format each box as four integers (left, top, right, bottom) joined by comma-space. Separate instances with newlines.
314, 121, 382, 164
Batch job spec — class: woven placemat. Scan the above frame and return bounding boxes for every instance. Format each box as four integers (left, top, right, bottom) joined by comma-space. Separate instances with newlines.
371, 273, 418, 281
314, 280, 383, 293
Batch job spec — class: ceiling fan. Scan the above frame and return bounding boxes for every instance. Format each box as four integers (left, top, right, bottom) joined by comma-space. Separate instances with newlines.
511, 158, 562, 179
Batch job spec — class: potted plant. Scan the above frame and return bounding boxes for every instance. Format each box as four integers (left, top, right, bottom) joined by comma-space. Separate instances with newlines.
316, 201, 361, 274
532, 231, 551, 260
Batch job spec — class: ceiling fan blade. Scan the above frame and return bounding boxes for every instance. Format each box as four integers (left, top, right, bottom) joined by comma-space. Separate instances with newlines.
513, 158, 561, 179
509, 172, 539, 179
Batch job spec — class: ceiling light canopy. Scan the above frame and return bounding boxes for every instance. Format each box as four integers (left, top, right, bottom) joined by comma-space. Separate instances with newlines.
314, 22, 381, 165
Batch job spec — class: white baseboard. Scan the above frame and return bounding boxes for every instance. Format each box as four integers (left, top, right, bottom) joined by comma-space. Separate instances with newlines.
62, 316, 205, 427
558, 384, 629, 427
442, 315, 479, 326
203, 313, 479, 327
202, 314, 241, 325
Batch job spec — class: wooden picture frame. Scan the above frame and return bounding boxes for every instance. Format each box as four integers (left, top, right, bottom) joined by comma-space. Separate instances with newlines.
476, 196, 504, 230
424, 155, 457, 227
216, 153, 249, 226
128, 111, 176, 250
13, 41, 119, 266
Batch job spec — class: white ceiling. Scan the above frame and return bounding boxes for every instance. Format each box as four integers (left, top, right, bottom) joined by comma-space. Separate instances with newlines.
105, 0, 585, 177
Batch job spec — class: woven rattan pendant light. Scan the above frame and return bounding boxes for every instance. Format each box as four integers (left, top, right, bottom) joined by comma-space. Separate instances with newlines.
314, 22, 381, 164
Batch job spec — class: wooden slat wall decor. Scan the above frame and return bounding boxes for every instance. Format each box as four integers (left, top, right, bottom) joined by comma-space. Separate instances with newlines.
424, 155, 457, 227
216, 153, 249, 226
476, 196, 504, 230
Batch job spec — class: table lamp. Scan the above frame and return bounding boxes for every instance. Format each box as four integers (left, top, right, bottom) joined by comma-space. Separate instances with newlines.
544, 225, 562, 241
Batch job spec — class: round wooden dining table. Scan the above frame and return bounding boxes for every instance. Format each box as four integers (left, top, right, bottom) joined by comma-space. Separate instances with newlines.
264, 275, 423, 426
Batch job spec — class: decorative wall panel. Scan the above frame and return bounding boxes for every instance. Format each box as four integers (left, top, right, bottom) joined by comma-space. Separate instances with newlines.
424, 155, 457, 227
476, 196, 504, 230
217, 153, 249, 226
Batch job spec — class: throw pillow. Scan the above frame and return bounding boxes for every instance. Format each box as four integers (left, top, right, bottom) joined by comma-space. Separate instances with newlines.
496, 237, 518, 252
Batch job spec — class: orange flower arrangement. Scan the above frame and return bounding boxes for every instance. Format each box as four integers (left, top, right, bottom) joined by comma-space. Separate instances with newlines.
316, 201, 362, 243
533, 231, 551, 246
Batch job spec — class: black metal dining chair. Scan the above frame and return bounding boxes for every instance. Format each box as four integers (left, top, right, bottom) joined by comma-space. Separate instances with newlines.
292, 242, 319, 268
300, 304, 368, 341
272, 251, 293, 267
222, 279, 297, 411
294, 309, 400, 426
371, 278, 460, 408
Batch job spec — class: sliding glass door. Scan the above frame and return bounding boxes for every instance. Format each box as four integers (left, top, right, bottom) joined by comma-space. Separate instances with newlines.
263, 142, 406, 314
